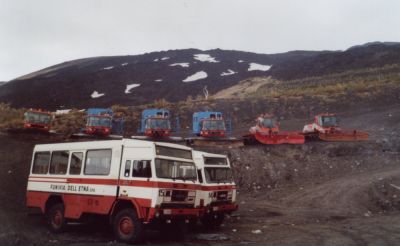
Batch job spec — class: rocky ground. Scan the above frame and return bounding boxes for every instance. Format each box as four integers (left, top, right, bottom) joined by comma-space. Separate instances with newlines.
0, 102, 399, 245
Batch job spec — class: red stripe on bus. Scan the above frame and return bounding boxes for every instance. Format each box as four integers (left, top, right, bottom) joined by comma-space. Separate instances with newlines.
28, 177, 201, 189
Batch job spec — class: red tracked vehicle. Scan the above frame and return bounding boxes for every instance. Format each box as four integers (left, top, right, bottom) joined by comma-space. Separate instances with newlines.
302, 113, 369, 141
243, 114, 305, 145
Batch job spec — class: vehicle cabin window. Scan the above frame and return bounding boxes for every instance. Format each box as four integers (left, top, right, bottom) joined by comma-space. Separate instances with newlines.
155, 146, 192, 160
132, 160, 151, 178
69, 152, 83, 175
84, 149, 112, 175
204, 157, 227, 165
32, 152, 50, 174
49, 151, 69, 174
124, 160, 131, 177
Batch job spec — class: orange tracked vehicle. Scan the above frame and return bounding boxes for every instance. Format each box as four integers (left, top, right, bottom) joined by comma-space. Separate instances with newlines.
302, 113, 369, 141
243, 114, 305, 145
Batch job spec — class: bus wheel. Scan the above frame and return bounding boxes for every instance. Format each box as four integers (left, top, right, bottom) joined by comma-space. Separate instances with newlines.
113, 208, 142, 243
47, 203, 66, 233
201, 213, 224, 228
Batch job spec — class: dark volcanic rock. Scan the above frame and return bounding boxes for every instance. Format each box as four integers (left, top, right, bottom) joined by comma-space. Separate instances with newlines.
0, 42, 399, 110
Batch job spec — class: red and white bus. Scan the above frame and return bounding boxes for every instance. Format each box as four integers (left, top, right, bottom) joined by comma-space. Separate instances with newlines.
193, 151, 238, 227
26, 139, 201, 243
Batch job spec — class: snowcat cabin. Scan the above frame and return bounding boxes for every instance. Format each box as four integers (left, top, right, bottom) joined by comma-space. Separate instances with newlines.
193, 112, 226, 138
141, 109, 172, 137
23, 110, 52, 131
85, 108, 114, 136
257, 116, 278, 130
26, 139, 202, 243
193, 151, 237, 227
316, 114, 339, 128
85, 115, 112, 135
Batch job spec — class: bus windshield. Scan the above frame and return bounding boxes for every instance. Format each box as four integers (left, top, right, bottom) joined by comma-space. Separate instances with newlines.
260, 118, 276, 128
24, 112, 51, 124
321, 116, 338, 127
204, 167, 233, 183
202, 120, 226, 131
146, 118, 171, 129
87, 116, 112, 127
155, 159, 197, 181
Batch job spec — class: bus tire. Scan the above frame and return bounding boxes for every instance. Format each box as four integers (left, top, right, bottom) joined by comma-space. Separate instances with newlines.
113, 208, 142, 243
201, 213, 224, 228
47, 203, 66, 233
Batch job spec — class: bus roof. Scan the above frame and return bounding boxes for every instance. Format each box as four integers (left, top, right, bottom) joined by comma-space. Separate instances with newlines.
34, 138, 192, 152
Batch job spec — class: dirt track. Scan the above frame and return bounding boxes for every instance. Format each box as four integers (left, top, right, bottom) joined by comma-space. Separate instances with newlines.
0, 103, 399, 245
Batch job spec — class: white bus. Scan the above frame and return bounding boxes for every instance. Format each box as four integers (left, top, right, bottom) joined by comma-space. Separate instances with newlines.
26, 139, 201, 243
193, 151, 238, 227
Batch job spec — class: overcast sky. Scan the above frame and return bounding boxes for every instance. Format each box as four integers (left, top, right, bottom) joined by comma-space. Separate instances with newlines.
1, 0, 399, 81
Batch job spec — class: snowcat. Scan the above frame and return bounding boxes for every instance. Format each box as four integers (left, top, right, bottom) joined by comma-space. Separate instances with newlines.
23, 109, 53, 133
303, 113, 369, 141
72, 108, 124, 138
131, 109, 183, 142
185, 111, 242, 147
243, 114, 305, 145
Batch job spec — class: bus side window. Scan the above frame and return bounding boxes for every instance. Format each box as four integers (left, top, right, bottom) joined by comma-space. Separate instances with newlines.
32, 152, 50, 174
197, 169, 203, 183
124, 160, 131, 177
49, 151, 69, 175
69, 152, 83, 175
84, 149, 112, 175
132, 160, 151, 178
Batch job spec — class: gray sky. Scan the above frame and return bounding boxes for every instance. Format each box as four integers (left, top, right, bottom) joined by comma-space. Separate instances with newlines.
1, 0, 399, 81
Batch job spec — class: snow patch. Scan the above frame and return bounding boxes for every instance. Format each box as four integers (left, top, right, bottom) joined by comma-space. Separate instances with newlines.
238, 60, 244, 63
161, 57, 170, 61
155, 79, 163, 82
248, 63, 271, 71
103, 66, 114, 70
221, 69, 237, 76
121, 63, 128, 66
55, 109, 71, 115
170, 63, 190, 68
125, 84, 141, 94
154, 58, 159, 62
193, 54, 219, 63
91, 91, 105, 98
183, 71, 208, 82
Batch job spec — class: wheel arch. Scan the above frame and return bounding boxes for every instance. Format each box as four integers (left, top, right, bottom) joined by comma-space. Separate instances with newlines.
45, 195, 64, 214
110, 199, 143, 223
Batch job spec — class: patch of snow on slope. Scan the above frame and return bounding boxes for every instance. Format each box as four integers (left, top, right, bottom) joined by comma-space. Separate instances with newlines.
125, 84, 141, 94
170, 63, 190, 67
183, 71, 208, 82
155, 79, 163, 82
154, 58, 159, 62
161, 57, 170, 61
55, 109, 71, 115
121, 63, 128, 66
221, 69, 237, 76
248, 63, 271, 71
238, 60, 244, 63
103, 66, 114, 70
91, 91, 105, 98
193, 54, 219, 63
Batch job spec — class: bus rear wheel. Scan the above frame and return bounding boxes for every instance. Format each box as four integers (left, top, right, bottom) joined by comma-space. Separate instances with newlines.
113, 208, 142, 243
47, 203, 66, 233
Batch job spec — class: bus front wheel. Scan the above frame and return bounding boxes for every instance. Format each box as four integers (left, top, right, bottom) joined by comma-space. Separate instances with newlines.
113, 208, 143, 243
